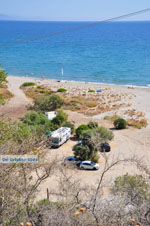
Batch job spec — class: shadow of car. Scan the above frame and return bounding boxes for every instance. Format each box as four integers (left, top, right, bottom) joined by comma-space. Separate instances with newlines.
63, 156, 81, 167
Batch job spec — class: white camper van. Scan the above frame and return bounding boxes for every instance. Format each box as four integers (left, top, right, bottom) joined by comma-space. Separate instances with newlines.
51, 127, 71, 147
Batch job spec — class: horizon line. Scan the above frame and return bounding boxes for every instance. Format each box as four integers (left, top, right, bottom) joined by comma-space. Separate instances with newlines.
1, 19, 150, 23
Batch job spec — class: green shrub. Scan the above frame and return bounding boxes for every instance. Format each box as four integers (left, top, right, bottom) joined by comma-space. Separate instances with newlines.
73, 144, 90, 161
90, 152, 99, 163
0, 65, 7, 87
112, 173, 150, 199
52, 110, 68, 126
33, 94, 64, 112
23, 111, 50, 126
57, 88, 67, 92
88, 121, 98, 129
20, 82, 36, 87
96, 126, 114, 142
75, 124, 89, 138
63, 121, 75, 133
114, 118, 127, 130
0, 94, 5, 105
88, 89, 95, 92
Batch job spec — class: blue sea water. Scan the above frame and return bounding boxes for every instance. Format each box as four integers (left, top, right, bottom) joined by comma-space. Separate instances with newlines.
0, 20, 150, 86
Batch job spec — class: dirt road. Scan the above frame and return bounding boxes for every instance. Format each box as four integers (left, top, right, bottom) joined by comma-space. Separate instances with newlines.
0, 76, 31, 120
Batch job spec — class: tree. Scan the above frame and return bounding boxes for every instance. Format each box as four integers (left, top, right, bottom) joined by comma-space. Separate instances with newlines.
23, 111, 50, 126
75, 124, 89, 138
74, 126, 113, 162
112, 173, 150, 201
32, 94, 64, 112
51, 110, 68, 126
0, 65, 7, 87
87, 121, 98, 129
73, 144, 91, 161
114, 118, 127, 130
81, 127, 113, 152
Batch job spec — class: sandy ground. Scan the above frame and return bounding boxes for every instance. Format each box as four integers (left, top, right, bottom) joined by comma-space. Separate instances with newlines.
1, 75, 150, 201
0, 76, 31, 120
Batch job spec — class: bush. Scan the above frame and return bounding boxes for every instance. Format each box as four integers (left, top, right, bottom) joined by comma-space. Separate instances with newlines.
88, 89, 95, 92
96, 126, 114, 142
22, 111, 50, 126
114, 118, 127, 130
32, 94, 64, 112
63, 121, 75, 133
0, 65, 7, 87
52, 110, 68, 126
57, 88, 67, 92
88, 121, 98, 129
90, 152, 99, 163
112, 173, 150, 199
0, 94, 5, 105
75, 124, 89, 138
20, 82, 36, 87
73, 144, 90, 161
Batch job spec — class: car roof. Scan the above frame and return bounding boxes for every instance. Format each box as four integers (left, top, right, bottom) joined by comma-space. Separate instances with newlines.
81, 160, 92, 164
66, 156, 76, 160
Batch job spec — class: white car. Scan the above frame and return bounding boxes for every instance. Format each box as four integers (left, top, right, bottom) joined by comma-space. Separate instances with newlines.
79, 161, 100, 170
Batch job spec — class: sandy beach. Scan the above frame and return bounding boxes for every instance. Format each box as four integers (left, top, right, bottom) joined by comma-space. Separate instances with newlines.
1, 75, 150, 200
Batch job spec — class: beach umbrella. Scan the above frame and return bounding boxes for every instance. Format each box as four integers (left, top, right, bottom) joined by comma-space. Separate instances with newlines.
41, 76, 45, 79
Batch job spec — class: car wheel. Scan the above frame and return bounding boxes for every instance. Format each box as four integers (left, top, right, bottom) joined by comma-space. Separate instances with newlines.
80, 166, 84, 170
93, 167, 97, 170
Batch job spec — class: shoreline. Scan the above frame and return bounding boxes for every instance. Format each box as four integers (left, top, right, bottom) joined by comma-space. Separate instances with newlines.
9, 74, 150, 90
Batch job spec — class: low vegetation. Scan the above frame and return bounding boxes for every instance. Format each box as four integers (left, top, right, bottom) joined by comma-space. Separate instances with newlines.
21, 85, 53, 99
104, 114, 148, 129
104, 114, 118, 122
29, 94, 64, 112
0, 66, 13, 105
114, 118, 127, 130
57, 88, 67, 92
20, 82, 36, 87
22, 84, 132, 116
88, 89, 95, 92
0, 64, 7, 87
127, 119, 148, 129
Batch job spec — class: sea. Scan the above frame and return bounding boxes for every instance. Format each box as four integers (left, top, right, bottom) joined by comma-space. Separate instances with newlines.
0, 20, 150, 87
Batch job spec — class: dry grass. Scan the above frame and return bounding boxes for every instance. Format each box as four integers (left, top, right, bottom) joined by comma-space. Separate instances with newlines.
22, 85, 133, 116
21, 85, 53, 99
124, 109, 145, 118
127, 119, 148, 129
0, 87, 13, 104
104, 115, 119, 121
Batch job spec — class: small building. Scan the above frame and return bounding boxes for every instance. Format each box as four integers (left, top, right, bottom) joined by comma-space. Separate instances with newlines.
45, 111, 56, 120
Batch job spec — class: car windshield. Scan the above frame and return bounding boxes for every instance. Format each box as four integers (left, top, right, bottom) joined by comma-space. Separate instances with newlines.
52, 138, 60, 144
91, 162, 96, 165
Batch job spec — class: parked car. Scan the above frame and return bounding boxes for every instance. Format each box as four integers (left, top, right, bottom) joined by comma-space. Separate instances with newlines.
63, 156, 81, 167
100, 143, 111, 152
79, 161, 100, 170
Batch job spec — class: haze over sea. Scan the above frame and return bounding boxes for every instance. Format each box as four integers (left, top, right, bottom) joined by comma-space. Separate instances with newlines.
0, 20, 150, 86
